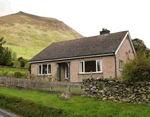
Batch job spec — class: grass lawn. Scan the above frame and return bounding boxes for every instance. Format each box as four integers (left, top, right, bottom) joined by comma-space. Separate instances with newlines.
43, 87, 82, 93
0, 67, 28, 76
0, 86, 150, 117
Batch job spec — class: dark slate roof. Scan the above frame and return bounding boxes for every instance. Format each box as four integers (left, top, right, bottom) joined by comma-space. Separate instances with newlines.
29, 31, 128, 62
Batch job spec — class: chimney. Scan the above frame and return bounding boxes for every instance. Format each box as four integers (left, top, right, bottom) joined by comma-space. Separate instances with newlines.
100, 28, 110, 35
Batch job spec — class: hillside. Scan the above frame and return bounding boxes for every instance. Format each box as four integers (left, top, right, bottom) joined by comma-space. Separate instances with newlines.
0, 11, 83, 59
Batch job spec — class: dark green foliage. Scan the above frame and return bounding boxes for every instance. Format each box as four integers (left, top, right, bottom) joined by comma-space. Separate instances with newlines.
20, 59, 27, 68
0, 47, 12, 66
132, 38, 146, 52
0, 37, 14, 66
18, 57, 27, 68
122, 56, 150, 82
14, 71, 22, 78
132, 38, 150, 57
28, 63, 31, 73
17, 57, 23, 61
0, 94, 66, 117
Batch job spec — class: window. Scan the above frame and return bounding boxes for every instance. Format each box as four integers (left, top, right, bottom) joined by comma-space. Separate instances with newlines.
119, 60, 123, 71
48, 64, 51, 74
43, 64, 47, 74
65, 66, 69, 79
97, 60, 101, 72
38, 64, 51, 75
79, 60, 102, 73
79, 62, 84, 73
39, 65, 41, 74
85, 61, 96, 72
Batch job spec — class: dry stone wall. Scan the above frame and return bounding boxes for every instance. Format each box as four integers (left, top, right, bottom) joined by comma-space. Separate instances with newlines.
82, 78, 150, 104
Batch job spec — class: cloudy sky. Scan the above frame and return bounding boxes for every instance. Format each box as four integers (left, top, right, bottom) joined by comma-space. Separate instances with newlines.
0, 0, 150, 48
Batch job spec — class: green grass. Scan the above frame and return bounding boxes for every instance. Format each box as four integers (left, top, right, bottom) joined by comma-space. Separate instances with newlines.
0, 23, 82, 60
43, 87, 82, 93
0, 86, 150, 117
0, 67, 28, 76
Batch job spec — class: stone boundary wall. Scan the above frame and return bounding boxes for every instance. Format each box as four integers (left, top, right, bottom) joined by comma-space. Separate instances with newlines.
82, 78, 150, 104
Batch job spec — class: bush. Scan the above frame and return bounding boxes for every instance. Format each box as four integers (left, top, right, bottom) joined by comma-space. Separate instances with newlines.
122, 56, 150, 82
18, 57, 27, 68
14, 71, 22, 78
17, 57, 23, 61
20, 59, 27, 68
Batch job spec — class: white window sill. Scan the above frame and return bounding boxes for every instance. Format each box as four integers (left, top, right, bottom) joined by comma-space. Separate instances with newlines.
79, 72, 103, 75
38, 74, 52, 76
119, 69, 123, 71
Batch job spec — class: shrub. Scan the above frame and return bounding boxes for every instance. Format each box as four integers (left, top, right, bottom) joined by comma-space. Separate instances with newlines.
20, 59, 27, 68
18, 57, 27, 68
14, 71, 22, 78
122, 56, 150, 82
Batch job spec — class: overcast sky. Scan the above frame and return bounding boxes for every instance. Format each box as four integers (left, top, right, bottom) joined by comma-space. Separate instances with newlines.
0, 0, 150, 48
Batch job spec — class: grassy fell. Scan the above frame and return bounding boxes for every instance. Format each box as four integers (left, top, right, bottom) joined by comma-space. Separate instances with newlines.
0, 86, 150, 117
0, 12, 83, 60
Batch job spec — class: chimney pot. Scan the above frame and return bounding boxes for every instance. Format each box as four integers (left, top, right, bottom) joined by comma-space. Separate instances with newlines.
100, 28, 110, 35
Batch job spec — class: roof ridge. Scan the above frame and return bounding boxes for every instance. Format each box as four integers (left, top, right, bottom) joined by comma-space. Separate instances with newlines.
29, 30, 129, 62
52, 30, 128, 44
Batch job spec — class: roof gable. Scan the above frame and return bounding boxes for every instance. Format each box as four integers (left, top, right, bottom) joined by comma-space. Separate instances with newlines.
115, 31, 136, 55
29, 31, 128, 63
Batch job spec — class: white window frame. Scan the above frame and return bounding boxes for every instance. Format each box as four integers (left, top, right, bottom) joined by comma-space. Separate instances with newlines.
65, 63, 70, 79
65, 66, 68, 79
119, 60, 123, 71
79, 60, 102, 74
38, 64, 51, 75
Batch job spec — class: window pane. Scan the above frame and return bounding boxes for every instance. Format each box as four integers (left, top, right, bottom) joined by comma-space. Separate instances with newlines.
48, 64, 51, 74
79, 62, 84, 72
43, 64, 47, 74
85, 61, 96, 72
66, 66, 69, 78
97, 60, 101, 71
119, 60, 123, 70
39, 65, 41, 74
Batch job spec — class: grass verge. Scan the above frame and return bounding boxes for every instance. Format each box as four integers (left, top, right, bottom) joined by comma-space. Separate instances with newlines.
0, 86, 150, 117
0, 94, 67, 117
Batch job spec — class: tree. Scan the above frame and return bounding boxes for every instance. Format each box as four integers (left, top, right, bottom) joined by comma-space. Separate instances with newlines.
132, 38, 150, 57
0, 37, 13, 66
0, 37, 6, 57
0, 47, 12, 65
132, 38, 146, 52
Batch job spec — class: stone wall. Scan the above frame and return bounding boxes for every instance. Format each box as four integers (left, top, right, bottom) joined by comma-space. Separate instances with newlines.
82, 78, 150, 104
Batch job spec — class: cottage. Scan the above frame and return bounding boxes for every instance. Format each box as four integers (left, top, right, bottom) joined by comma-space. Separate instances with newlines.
28, 29, 136, 82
